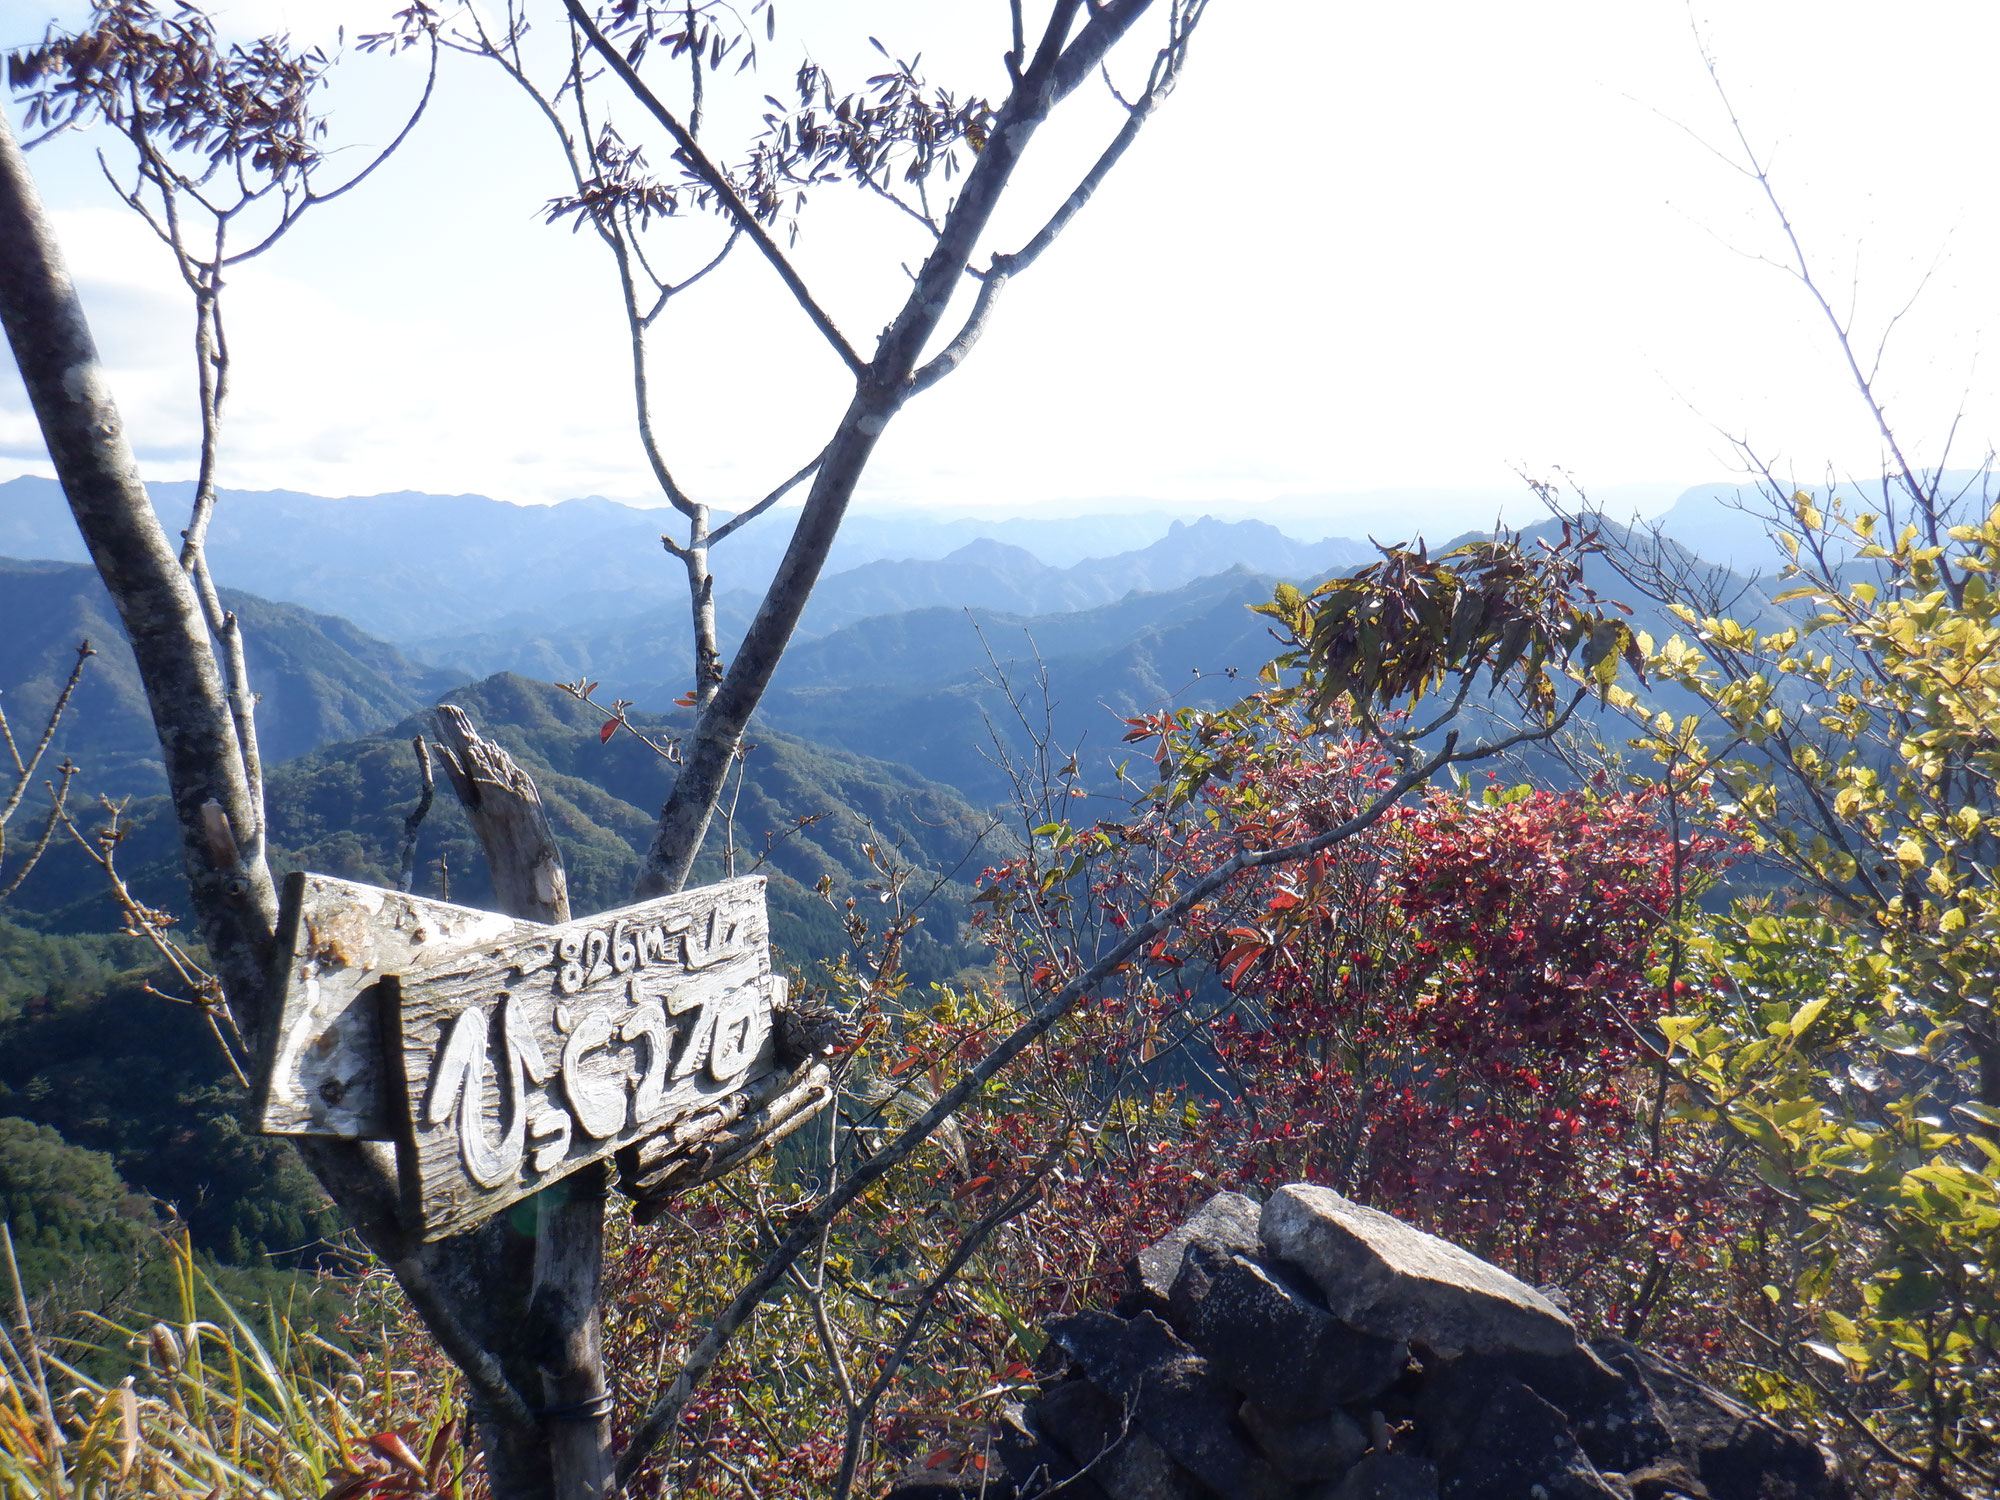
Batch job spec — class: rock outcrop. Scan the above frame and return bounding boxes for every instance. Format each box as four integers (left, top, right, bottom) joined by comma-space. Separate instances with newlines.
886, 1187, 1847, 1500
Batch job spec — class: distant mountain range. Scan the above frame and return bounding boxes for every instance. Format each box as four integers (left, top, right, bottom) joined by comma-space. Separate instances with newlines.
410, 516, 1371, 684
0, 546, 1312, 814
1645, 468, 1996, 575
792, 521, 1371, 632
0, 473, 1810, 832
757, 526, 1792, 807
0, 476, 1358, 644
0, 556, 458, 801
759, 569, 1297, 807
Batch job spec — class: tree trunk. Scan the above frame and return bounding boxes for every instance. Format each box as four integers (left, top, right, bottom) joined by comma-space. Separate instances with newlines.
632, 0, 1156, 896
0, 112, 608, 1500
0, 106, 279, 1028
435, 705, 573, 926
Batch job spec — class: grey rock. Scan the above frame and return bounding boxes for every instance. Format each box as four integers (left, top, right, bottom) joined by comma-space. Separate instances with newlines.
1238, 1397, 1371, 1484
1130, 1191, 1263, 1304
1429, 1374, 1625, 1499
1617, 1460, 1710, 1499
1171, 1240, 1409, 1421
1420, 1345, 1673, 1476
1318, 1453, 1440, 1500
1030, 1380, 1200, 1500
1615, 1344, 1849, 1500
1046, 1311, 1291, 1500
1577, 1345, 1680, 1475
1261, 1185, 1579, 1359
995, 1401, 1111, 1500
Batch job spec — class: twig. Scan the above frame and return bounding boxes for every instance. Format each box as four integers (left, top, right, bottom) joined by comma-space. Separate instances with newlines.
57, 795, 250, 1086
1726, 1312, 1980, 1500
1, 1224, 64, 1487
0, 758, 77, 904
829, 1135, 1067, 1500
708, 450, 826, 546
911, 2, 1201, 397
0, 638, 92, 819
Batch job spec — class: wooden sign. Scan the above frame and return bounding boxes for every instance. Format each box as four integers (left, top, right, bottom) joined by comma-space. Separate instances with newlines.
257, 873, 536, 1140
257, 872, 787, 1242
386, 878, 782, 1240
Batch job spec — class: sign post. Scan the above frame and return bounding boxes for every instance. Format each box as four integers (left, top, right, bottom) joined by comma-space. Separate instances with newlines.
257, 870, 814, 1241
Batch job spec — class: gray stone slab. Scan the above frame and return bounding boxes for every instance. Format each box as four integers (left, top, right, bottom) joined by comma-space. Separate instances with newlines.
1047, 1311, 1292, 1500
1239, 1397, 1370, 1485
1261, 1185, 1579, 1359
1170, 1240, 1408, 1421
1319, 1453, 1440, 1500
1130, 1190, 1263, 1303
1032, 1380, 1201, 1500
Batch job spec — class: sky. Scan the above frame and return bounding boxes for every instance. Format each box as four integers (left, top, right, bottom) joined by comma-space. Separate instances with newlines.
1, 2, 1997, 540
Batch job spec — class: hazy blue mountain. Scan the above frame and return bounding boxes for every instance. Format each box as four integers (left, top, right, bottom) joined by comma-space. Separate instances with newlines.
1070, 517, 1371, 594
409, 518, 1373, 688
1651, 470, 1996, 575
0, 556, 458, 800
797, 518, 1372, 635
2, 475, 1386, 649
0, 483, 91, 563
768, 567, 1278, 696
0, 476, 1209, 640
747, 520, 1794, 808
1649, 484, 1788, 575
408, 596, 748, 689
755, 569, 1302, 807
799, 539, 1091, 629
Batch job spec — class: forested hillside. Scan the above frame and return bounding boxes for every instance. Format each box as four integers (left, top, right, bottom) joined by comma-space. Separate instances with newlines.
8, 671, 992, 984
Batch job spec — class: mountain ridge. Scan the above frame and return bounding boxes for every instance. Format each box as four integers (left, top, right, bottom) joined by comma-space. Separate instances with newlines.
1, 476, 1268, 641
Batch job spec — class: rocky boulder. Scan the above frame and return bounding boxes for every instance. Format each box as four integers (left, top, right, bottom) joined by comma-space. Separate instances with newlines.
884, 1187, 1848, 1500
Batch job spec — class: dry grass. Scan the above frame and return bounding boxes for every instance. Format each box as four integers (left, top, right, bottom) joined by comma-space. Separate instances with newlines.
0, 1225, 474, 1500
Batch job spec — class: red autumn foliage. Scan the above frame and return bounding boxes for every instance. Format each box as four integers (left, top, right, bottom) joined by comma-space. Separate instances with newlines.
468, 688, 1748, 1500
969, 694, 1739, 1338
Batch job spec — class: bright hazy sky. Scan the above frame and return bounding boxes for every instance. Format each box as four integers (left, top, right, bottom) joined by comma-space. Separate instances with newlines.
1, 2, 1996, 539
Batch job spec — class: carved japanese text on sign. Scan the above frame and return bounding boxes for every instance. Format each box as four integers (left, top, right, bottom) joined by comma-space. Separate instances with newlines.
256, 874, 535, 1141
386, 877, 780, 1240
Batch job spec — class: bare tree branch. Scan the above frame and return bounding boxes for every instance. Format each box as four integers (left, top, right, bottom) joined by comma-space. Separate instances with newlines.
909, 1, 1199, 399
637, 0, 1169, 899
0, 638, 91, 831
1691, 27, 1936, 556
564, 0, 866, 378
707, 448, 825, 545
0, 759, 77, 906
396, 735, 436, 894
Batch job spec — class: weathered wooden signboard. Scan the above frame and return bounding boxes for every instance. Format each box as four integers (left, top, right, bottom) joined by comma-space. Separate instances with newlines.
256, 871, 786, 1241
258, 874, 535, 1141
